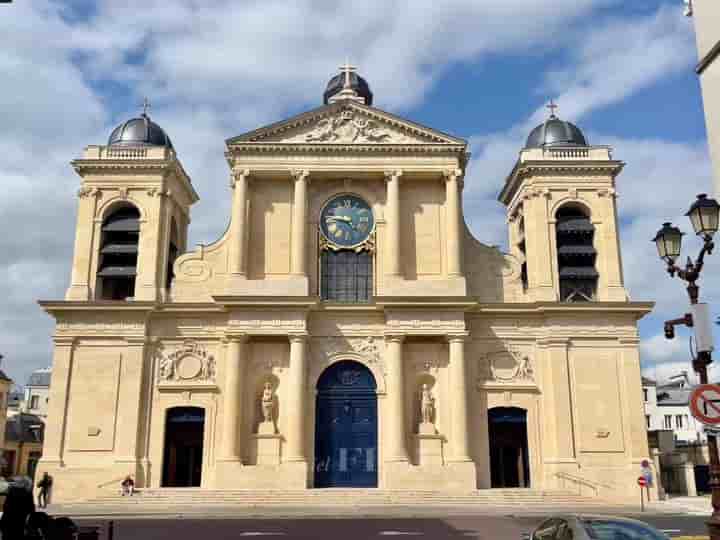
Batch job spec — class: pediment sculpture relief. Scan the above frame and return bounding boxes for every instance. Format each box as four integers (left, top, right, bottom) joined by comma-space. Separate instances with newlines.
157, 340, 216, 384
305, 111, 392, 143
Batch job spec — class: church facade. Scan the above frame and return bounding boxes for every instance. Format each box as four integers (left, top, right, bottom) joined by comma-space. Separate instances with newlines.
38, 69, 652, 502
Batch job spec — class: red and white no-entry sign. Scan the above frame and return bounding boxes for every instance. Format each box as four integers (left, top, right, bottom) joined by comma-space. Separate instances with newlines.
689, 384, 720, 425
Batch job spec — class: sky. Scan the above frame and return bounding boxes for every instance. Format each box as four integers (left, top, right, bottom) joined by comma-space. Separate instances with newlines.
1, 0, 718, 388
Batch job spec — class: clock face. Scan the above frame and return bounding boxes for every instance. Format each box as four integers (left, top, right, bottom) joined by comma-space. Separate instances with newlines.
320, 194, 374, 248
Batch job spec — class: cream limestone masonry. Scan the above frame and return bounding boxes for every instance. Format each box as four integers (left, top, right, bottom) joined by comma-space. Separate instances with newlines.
38, 95, 652, 503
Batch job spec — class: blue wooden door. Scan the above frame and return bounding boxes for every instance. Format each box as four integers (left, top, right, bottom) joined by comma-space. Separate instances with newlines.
314, 360, 378, 488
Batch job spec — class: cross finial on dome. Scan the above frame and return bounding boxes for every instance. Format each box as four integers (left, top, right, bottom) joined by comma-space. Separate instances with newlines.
141, 97, 151, 117
339, 59, 357, 89
546, 99, 558, 119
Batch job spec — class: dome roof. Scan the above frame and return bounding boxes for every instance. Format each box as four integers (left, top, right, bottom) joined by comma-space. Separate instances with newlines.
108, 113, 173, 148
525, 115, 587, 148
324, 71, 373, 106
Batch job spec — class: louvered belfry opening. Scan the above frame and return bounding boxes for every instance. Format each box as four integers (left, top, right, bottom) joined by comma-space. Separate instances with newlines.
98, 205, 140, 300
517, 217, 528, 290
555, 205, 598, 302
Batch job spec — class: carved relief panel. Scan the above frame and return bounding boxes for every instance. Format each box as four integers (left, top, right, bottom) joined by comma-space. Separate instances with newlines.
156, 340, 218, 390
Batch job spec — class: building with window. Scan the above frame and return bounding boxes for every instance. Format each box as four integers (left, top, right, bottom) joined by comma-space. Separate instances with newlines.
2, 413, 45, 480
23, 367, 51, 419
37, 68, 652, 503
642, 373, 705, 444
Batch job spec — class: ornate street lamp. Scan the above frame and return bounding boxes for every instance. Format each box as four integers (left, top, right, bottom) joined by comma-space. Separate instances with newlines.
653, 193, 719, 539
652, 222, 684, 264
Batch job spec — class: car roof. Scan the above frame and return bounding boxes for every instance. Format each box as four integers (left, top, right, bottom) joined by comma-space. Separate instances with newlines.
539, 514, 663, 528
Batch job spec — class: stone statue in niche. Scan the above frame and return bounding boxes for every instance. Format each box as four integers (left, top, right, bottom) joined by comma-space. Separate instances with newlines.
419, 384, 436, 434
261, 382, 274, 423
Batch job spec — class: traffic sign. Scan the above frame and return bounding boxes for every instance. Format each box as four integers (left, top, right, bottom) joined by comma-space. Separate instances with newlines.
689, 384, 720, 425
637, 476, 647, 487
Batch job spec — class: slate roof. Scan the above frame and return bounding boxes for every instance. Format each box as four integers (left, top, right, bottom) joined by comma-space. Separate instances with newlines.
5, 413, 44, 444
642, 376, 657, 387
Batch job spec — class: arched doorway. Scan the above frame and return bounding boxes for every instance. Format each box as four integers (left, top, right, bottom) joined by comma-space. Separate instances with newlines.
488, 407, 530, 488
162, 407, 205, 487
314, 360, 378, 488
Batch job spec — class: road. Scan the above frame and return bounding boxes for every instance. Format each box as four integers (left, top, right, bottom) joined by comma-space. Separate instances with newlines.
75, 514, 708, 539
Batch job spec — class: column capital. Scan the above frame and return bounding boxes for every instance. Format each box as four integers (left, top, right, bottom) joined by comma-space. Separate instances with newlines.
230, 169, 251, 188
447, 332, 470, 343
53, 336, 77, 347
224, 332, 249, 344
443, 168, 463, 181
290, 169, 310, 181
288, 332, 309, 344
537, 337, 570, 348
384, 332, 406, 343
384, 169, 403, 182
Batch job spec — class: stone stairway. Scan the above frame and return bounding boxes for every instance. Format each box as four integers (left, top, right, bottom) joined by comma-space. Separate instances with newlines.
48, 488, 615, 517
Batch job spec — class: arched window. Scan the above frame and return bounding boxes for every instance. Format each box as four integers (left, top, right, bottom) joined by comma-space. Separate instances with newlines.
555, 205, 597, 302
166, 218, 179, 290
98, 205, 140, 300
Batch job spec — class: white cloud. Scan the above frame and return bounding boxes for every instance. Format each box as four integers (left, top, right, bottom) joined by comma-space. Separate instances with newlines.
0, 0, 708, 389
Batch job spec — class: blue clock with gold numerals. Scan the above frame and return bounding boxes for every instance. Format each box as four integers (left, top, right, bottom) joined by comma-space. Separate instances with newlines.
320, 194, 374, 248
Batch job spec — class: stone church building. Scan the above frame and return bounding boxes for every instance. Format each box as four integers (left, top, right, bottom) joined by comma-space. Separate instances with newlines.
38, 67, 652, 502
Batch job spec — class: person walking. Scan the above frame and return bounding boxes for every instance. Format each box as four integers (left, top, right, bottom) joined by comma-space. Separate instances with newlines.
37, 472, 52, 509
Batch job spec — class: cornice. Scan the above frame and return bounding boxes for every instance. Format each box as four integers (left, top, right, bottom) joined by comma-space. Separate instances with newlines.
471, 301, 654, 318
227, 100, 466, 146
39, 300, 158, 315
226, 143, 466, 156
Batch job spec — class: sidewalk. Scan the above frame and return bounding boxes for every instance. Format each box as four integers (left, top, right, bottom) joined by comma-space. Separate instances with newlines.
648, 495, 712, 515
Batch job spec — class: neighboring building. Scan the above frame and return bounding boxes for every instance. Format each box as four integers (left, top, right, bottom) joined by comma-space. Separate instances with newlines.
643, 373, 705, 444
686, 0, 720, 196
23, 367, 51, 418
2, 413, 44, 480
37, 67, 652, 503
6, 390, 23, 415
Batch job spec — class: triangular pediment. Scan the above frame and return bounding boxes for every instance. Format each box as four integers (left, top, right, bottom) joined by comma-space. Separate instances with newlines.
227, 101, 466, 146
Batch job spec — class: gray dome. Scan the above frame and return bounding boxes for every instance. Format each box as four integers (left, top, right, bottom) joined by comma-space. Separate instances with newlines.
324, 71, 373, 106
108, 113, 173, 148
525, 116, 587, 148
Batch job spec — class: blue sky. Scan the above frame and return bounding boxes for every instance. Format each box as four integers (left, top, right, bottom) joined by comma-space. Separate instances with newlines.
0, 0, 718, 387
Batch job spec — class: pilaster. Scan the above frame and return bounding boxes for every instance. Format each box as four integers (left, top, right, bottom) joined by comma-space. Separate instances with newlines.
115, 337, 148, 468
291, 169, 309, 277
66, 188, 101, 300
39, 337, 76, 466
443, 169, 463, 278
384, 170, 403, 278
448, 333, 472, 462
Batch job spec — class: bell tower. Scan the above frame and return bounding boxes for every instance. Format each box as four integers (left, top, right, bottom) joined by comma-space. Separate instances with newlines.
499, 105, 628, 303
66, 106, 199, 302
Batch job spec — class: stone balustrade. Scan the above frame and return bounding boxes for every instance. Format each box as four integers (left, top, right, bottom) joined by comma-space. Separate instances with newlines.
81, 145, 174, 160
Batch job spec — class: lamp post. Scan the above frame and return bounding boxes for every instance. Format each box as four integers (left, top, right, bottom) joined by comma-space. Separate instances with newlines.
653, 193, 720, 537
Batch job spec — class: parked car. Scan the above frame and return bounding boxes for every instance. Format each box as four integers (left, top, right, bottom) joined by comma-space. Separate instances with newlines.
522, 515, 670, 540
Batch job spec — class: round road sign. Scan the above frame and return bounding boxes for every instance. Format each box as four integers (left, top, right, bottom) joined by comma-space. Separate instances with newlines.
689, 384, 720, 425
637, 476, 647, 487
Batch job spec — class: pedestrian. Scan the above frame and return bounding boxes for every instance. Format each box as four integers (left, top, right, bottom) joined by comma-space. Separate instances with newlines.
36, 472, 52, 509
0, 476, 36, 540
121, 474, 135, 496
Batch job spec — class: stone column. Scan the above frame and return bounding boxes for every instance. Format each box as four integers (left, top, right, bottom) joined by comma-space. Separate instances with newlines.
229, 169, 249, 276
444, 169, 463, 277
39, 337, 76, 465
448, 334, 472, 462
285, 334, 308, 462
220, 335, 248, 462
291, 169, 309, 277
385, 333, 408, 462
384, 170, 403, 277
